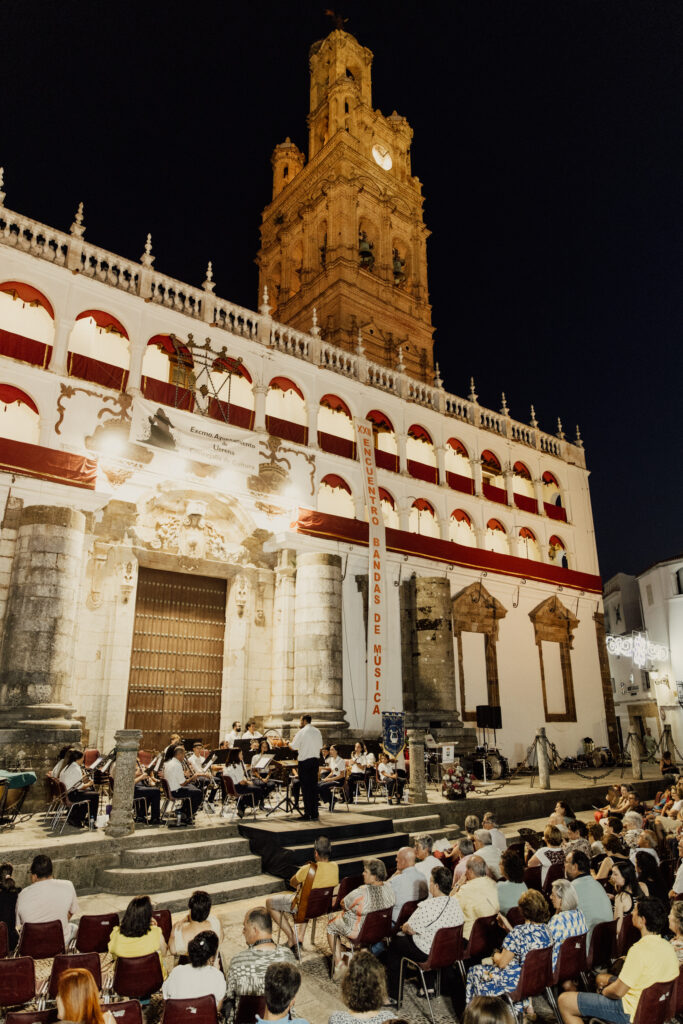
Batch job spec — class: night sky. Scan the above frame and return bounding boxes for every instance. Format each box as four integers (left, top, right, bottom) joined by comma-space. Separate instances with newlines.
3, 0, 682, 581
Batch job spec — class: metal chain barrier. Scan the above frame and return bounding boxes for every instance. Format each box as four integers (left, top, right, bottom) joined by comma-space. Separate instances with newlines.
472, 739, 538, 795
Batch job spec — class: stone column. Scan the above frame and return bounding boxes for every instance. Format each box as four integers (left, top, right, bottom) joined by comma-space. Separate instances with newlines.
306, 402, 319, 450
293, 553, 347, 735
253, 385, 268, 433
397, 432, 408, 476
537, 727, 550, 789
266, 549, 297, 733
50, 317, 73, 376
630, 732, 642, 781
471, 458, 483, 497
533, 478, 546, 515
407, 728, 427, 804
126, 335, 146, 395
0, 506, 85, 805
106, 729, 142, 837
503, 469, 515, 507
435, 445, 446, 487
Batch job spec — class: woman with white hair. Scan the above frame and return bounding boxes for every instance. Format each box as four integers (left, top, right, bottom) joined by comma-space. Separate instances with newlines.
547, 879, 587, 970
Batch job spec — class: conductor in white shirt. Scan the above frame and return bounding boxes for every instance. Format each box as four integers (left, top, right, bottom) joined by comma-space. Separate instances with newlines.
291, 714, 323, 821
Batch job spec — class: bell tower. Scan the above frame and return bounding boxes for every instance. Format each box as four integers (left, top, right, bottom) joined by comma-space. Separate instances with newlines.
257, 28, 434, 381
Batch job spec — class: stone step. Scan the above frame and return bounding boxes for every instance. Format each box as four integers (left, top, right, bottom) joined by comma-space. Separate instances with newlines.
121, 837, 250, 869
284, 832, 404, 862
100, 853, 262, 894
391, 814, 442, 834
79, 872, 285, 916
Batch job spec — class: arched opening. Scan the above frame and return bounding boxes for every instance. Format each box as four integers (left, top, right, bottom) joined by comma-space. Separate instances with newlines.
409, 498, 439, 538
141, 334, 195, 410
542, 470, 567, 522
318, 473, 354, 518
0, 282, 54, 368
0, 384, 40, 444
445, 438, 474, 495
481, 449, 507, 505
379, 487, 399, 529
206, 356, 254, 428
407, 424, 438, 485
484, 517, 508, 555
67, 310, 130, 391
450, 508, 477, 547
391, 237, 408, 287
266, 376, 307, 444
548, 534, 569, 569
513, 459, 538, 513
367, 409, 398, 472
318, 394, 355, 459
519, 526, 542, 561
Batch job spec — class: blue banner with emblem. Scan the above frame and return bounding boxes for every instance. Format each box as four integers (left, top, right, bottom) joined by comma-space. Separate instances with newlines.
382, 711, 406, 758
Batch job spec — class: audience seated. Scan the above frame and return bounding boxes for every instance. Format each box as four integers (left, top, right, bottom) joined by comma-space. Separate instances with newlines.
16, 854, 79, 945
473, 830, 502, 879
169, 890, 223, 957
0, 861, 20, 949
453, 856, 499, 939
565, 850, 612, 939
257, 962, 309, 1024
558, 897, 678, 1024
413, 835, 441, 881
463, 995, 515, 1024
547, 879, 587, 969
108, 895, 167, 963
621, 811, 644, 849
56, 966, 115, 1024
595, 786, 622, 823
481, 813, 506, 851
163, 930, 226, 1003
327, 859, 394, 974
610, 860, 647, 932
497, 849, 528, 915
464, 815, 481, 841
267, 836, 339, 951
388, 846, 428, 924
329, 950, 394, 1024
668, 834, 683, 898
452, 838, 475, 882
587, 823, 606, 856
668, 901, 683, 963
634, 851, 667, 903
564, 820, 591, 858
225, 907, 295, 1015
526, 824, 566, 884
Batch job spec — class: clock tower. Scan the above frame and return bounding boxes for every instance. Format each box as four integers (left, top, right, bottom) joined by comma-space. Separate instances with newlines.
257, 28, 434, 381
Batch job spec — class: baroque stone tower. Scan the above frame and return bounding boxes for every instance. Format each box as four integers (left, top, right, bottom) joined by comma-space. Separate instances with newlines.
257, 28, 434, 381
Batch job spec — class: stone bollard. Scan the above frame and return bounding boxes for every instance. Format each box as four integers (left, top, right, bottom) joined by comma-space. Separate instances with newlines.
408, 728, 428, 805
630, 733, 642, 780
537, 727, 550, 790
105, 729, 142, 838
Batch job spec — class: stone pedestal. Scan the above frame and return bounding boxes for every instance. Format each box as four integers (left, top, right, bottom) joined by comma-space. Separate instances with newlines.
0, 506, 85, 806
408, 728, 427, 804
292, 553, 347, 736
106, 729, 142, 837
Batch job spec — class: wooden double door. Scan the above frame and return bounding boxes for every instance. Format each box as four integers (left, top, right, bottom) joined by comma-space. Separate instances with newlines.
125, 568, 226, 753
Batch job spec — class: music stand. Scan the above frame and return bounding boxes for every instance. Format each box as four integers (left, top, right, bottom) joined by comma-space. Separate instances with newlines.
266, 750, 303, 818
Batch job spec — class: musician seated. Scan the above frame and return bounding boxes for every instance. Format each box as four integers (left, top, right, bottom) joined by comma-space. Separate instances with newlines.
187, 742, 218, 801
163, 733, 182, 762
266, 836, 339, 952
110, 759, 162, 826
58, 749, 99, 828
163, 745, 202, 826
243, 719, 264, 741
225, 721, 242, 745
318, 745, 347, 810
223, 749, 265, 818
378, 753, 404, 804
250, 745, 277, 800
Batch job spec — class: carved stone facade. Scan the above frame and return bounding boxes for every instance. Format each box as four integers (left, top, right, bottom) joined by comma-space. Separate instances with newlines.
452, 582, 507, 721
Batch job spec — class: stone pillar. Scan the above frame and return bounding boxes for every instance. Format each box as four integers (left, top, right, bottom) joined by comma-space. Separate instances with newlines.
407, 577, 463, 738
266, 549, 297, 732
306, 402, 319, 450
253, 385, 268, 433
630, 732, 642, 781
397, 432, 408, 476
293, 553, 347, 735
533, 478, 545, 515
50, 317, 73, 376
0, 506, 85, 805
537, 727, 550, 789
503, 469, 515, 507
435, 445, 446, 487
408, 728, 427, 804
471, 458, 483, 497
106, 729, 142, 837
127, 336, 146, 395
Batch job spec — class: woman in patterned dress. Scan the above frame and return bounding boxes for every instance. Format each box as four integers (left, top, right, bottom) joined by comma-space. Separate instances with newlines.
547, 879, 587, 970
465, 889, 551, 1005
327, 859, 395, 972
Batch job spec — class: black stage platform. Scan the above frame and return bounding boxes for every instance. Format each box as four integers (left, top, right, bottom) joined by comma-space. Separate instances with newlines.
238, 810, 405, 880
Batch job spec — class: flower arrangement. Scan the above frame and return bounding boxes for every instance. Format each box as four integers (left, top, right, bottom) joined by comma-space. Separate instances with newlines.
442, 762, 476, 800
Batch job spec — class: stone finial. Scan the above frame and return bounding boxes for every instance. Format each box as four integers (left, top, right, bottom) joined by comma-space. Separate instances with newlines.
140, 233, 155, 268
259, 285, 272, 316
434, 362, 443, 388
69, 201, 85, 238
356, 328, 364, 356
468, 377, 478, 403
530, 404, 538, 428
575, 424, 584, 448
500, 392, 509, 416
0, 166, 5, 207
556, 417, 565, 440
310, 306, 321, 338
396, 344, 405, 373
202, 261, 215, 293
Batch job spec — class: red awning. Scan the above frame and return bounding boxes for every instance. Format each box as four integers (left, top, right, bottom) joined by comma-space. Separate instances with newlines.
379, 487, 395, 507
321, 473, 351, 494
452, 509, 472, 525
413, 498, 434, 513
269, 376, 304, 400
0, 281, 54, 318
147, 334, 193, 364
520, 527, 536, 540
549, 534, 565, 549
513, 460, 531, 479
542, 470, 559, 485
320, 394, 352, 418
0, 437, 97, 489
0, 385, 38, 414
212, 355, 252, 382
367, 409, 394, 433
481, 449, 501, 471
76, 309, 129, 338
408, 423, 433, 444
447, 437, 468, 457
487, 518, 505, 532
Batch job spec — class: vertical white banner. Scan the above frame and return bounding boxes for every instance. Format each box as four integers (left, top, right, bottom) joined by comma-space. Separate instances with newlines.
355, 418, 387, 729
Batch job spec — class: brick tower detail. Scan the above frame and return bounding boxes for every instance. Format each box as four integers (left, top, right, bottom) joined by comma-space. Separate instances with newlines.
257, 29, 434, 381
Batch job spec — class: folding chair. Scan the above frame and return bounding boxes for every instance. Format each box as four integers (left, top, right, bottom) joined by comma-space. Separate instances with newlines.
506, 906, 524, 927
631, 978, 678, 1024
276, 885, 334, 957
40, 952, 102, 1008
159, 779, 194, 824
161, 995, 218, 1024
456, 913, 506, 983
0, 956, 36, 1012
72, 912, 119, 953
152, 909, 172, 944
329, 779, 350, 813
545, 934, 587, 1024
580, 918, 617, 986
235, 995, 266, 1024
17, 921, 65, 960
331, 906, 394, 977
331, 873, 364, 911
503, 945, 553, 1023
542, 863, 566, 894
397, 925, 464, 1024
109, 953, 164, 1001
392, 899, 420, 937
523, 866, 542, 890
220, 775, 256, 820
616, 913, 639, 958
6, 1011, 58, 1024
105, 1001, 143, 1024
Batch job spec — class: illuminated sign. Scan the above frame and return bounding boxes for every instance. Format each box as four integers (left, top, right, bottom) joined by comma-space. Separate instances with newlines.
606, 631, 668, 667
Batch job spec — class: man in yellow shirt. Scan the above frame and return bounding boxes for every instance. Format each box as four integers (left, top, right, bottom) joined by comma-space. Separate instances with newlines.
452, 855, 499, 939
558, 898, 678, 1024
266, 836, 339, 954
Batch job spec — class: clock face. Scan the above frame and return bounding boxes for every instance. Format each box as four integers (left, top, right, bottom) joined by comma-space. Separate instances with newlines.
372, 143, 393, 171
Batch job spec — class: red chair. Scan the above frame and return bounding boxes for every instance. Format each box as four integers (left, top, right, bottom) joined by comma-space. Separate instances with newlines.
397, 925, 464, 1024
161, 996, 218, 1024
668, 964, 683, 1018
392, 899, 420, 936
6, 1011, 58, 1024
17, 921, 65, 960
0, 956, 36, 1011
503, 945, 553, 1018
111, 953, 164, 1001
329, 906, 394, 976
0, 921, 7, 958
523, 866, 542, 890
545, 934, 587, 1023
506, 907, 524, 927
46, 952, 102, 999
84, 749, 100, 769
152, 909, 172, 944
277, 885, 334, 956
584, 918, 617, 977
105, 1001, 143, 1024
235, 995, 266, 1024
459, 913, 506, 972
331, 873, 364, 911
632, 978, 678, 1024
73, 912, 119, 953
616, 913, 639, 958
542, 863, 566, 894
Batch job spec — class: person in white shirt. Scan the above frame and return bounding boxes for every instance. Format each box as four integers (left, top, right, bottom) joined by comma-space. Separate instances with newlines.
482, 812, 507, 851
58, 749, 99, 827
290, 714, 323, 822
318, 745, 346, 810
163, 745, 202, 825
473, 829, 503, 879
378, 753, 404, 804
223, 749, 264, 817
16, 854, 79, 945
163, 930, 226, 1005
243, 720, 264, 740
414, 835, 441, 880
225, 721, 242, 744
49, 746, 73, 779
